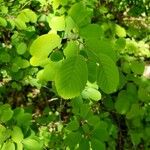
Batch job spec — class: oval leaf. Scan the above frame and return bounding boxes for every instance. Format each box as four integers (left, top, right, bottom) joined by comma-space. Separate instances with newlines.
97, 54, 119, 94
49, 15, 65, 31
91, 139, 105, 150
55, 56, 88, 99
11, 126, 24, 143
82, 87, 101, 101
22, 138, 43, 150
30, 33, 61, 57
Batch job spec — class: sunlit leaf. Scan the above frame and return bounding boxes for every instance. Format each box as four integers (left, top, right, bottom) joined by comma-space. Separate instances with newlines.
15, 18, 27, 30
1, 141, 15, 150
0, 104, 13, 123
0, 17, 7, 27
23, 138, 43, 150
11, 126, 24, 143
49, 15, 65, 31
82, 87, 101, 101
115, 24, 126, 37
55, 56, 88, 99
30, 33, 61, 57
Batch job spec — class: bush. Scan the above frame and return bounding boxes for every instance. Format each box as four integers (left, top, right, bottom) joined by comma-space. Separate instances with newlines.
1, 0, 150, 149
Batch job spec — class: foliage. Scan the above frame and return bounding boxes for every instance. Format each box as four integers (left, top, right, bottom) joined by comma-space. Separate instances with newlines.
1, 0, 150, 149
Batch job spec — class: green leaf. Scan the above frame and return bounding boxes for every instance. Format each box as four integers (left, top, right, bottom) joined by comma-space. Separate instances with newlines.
0, 17, 7, 27
21, 59, 30, 68
65, 132, 82, 149
115, 91, 131, 114
99, 6, 108, 14
21, 9, 37, 23
50, 51, 63, 62
79, 24, 103, 39
138, 86, 150, 102
65, 16, 77, 34
71, 97, 83, 115
79, 104, 90, 119
0, 52, 10, 63
144, 127, 150, 138
16, 42, 27, 55
115, 24, 126, 37
0, 104, 13, 123
126, 83, 137, 98
86, 39, 117, 62
55, 56, 88, 99
18, 113, 32, 128
58, 0, 68, 5
126, 104, 143, 119
78, 138, 90, 150
49, 15, 65, 31
66, 119, 79, 131
91, 123, 109, 142
17, 143, 23, 150
68, 2, 92, 27
17, 13, 29, 23
11, 126, 24, 143
103, 97, 114, 110
0, 125, 5, 143
7, 19, 15, 29
0, 6, 8, 14
118, 71, 127, 90
130, 131, 142, 145
30, 33, 61, 58
86, 82, 99, 90
91, 139, 105, 150
1, 141, 15, 150
82, 87, 101, 101
13, 108, 32, 128
87, 115, 100, 126
115, 38, 126, 50
87, 61, 97, 83
13, 57, 29, 69
22, 138, 43, 150
126, 40, 138, 53
97, 54, 119, 94
15, 18, 27, 30
108, 124, 118, 138
0, 125, 10, 145
51, 0, 61, 9
82, 123, 90, 134
30, 57, 50, 66
37, 61, 61, 81
64, 41, 79, 58
121, 61, 131, 74
130, 61, 145, 75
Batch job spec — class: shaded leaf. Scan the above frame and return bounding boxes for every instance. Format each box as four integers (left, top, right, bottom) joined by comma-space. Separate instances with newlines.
97, 54, 119, 94
91, 139, 105, 150
65, 132, 82, 149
